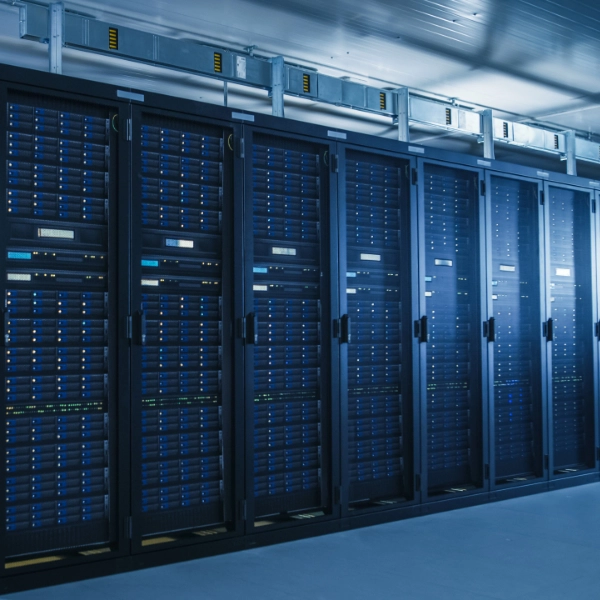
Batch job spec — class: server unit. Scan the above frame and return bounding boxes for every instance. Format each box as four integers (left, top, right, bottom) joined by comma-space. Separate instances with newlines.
338, 146, 415, 509
244, 129, 335, 525
1, 90, 119, 558
129, 109, 236, 543
486, 174, 544, 485
420, 161, 485, 495
544, 184, 597, 475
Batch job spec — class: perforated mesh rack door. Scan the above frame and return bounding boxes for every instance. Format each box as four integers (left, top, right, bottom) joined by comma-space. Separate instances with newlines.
132, 114, 233, 537
249, 134, 330, 519
547, 185, 595, 473
423, 163, 483, 493
344, 149, 409, 505
3, 94, 115, 556
489, 176, 543, 483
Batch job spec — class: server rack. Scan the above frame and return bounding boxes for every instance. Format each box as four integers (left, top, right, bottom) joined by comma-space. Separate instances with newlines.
337, 144, 416, 510
0, 86, 121, 561
243, 127, 337, 526
485, 173, 545, 486
543, 183, 597, 477
419, 160, 486, 497
129, 107, 237, 545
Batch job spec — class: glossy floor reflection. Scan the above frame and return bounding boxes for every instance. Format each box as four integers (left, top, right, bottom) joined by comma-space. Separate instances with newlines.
4, 483, 600, 600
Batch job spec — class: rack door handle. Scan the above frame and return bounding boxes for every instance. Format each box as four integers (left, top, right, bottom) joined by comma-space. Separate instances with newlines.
543, 318, 554, 342
135, 309, 147, 346
246, 312, 258, 345
340, 314, 351, 344
483, 317, 495, 342
1, 309, 8, 347
414, 315, 428, 343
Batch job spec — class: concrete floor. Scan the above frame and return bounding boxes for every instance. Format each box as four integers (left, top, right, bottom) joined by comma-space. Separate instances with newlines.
4, 483, 600, 600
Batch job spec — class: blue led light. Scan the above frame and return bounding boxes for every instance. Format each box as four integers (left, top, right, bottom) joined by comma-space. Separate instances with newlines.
7, 251, 32, 260
142, 259, 159, 267
253, 267, 268, 274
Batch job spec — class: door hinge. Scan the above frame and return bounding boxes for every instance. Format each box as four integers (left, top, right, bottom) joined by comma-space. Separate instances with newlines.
592, 198, 597, 213
239, 499, 247, 520
125, 516, 133, 539
411, 167, 418, 186
334, 486, 341, 505
125, 315, 132, 340
544, 454, 549, 470
415, 473, 421, 492
331, 153, 339, 174
540, 190, 545, 205
484, 464, 490, 480
237, 137, 245, 159
480, 180, 486, 196
126, 118, 132, 142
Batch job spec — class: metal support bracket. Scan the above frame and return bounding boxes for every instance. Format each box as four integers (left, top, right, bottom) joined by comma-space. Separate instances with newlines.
270, 56, 285, 118
481, 109, 495, 160
48, 2, 63, 74
565, 130, 577, 176
396, 87, 410, 143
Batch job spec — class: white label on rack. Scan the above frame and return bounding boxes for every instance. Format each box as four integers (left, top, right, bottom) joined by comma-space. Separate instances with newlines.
347, 288, 357, 294
537, 171, 550, 178
38, 228, 74, 240
556, 268, 571, 277
477, 160, 492, 167
347, 272, 357, 278
425, 291, 432, 297
360, 253, 380, 262
435, 259, 453, 267
327, 130, 347, 140
253, 267, 268, 274
492, 294, 498, 300
408, 146, 425, 154
253, 285, 268, 291
7, 273, 31, 281
141, 279, 159, 287
166, 238, 194, 249
500, 264, 516, 272
272, 247, 296, 256
425, 276, 432, 282
236, 56, 247, 79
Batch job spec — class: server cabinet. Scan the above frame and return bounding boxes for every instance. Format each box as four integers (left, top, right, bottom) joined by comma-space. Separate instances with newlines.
338, 145, 416, 510
544, 183, 597, 476
1, 89, 121, 559
130, 108, 238, 545
243, 128, 336, 526
419, 161, 486, 496
485, 174, 545, 486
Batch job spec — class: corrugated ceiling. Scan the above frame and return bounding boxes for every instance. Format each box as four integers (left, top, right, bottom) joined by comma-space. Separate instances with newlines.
0, 0, 599, 147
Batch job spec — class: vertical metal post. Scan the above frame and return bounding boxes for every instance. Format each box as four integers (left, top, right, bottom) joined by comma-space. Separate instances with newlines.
270, 56, 285, 118
223, 81, 228, 107
48, 2, 64, 74
396, 87, 410, 143
565, 130, 577, 176
482, 109, 495, 160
